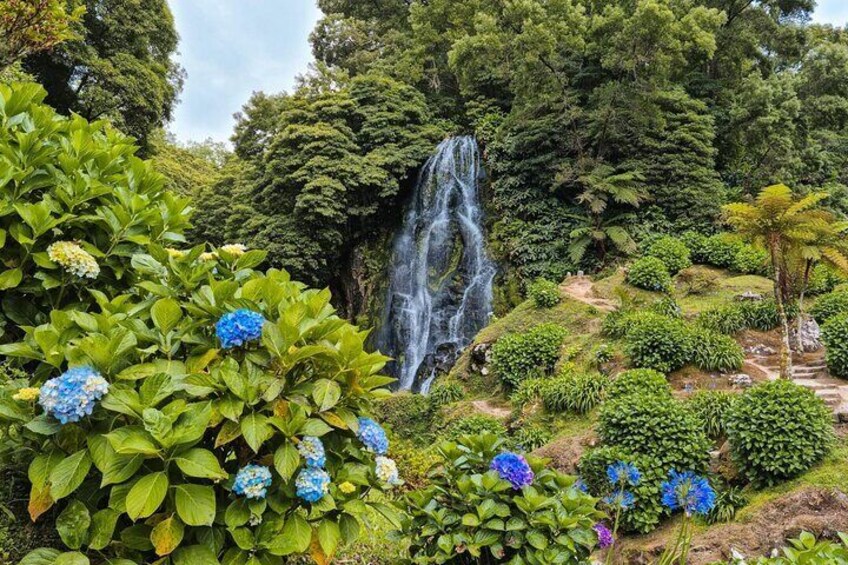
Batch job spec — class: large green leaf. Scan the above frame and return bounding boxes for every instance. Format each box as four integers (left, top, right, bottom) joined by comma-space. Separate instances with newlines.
174, 484, 216, 526
88, 509, 120, 550
265, 513, 311, 555
173, 448, 227, 480
49, 451, 91, 500
56, 500, 90, 550
312, 379, 341, 412
150, 515, 184, 556
240, 413, 271, 452
151, 298, 182, 334
126, 472, 169, 520
273, 442, 300, 482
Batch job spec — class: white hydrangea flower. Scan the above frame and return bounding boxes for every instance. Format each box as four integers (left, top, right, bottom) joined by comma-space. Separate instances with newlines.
220, 243, 247, 256
47, 241, 100, 279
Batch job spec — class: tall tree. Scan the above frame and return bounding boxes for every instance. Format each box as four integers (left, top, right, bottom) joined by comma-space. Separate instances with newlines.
23, 0, 183, 150
0, 0, 83, 71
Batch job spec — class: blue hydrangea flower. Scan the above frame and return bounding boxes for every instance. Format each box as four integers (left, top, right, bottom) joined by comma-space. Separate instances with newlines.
607, 461, 641, 487
233, 464, 273, 499
296, 467, 331, 503
39, 366, 109, 424
215, 309, 265, 349
661, 470, 716, 516
490, 452, 534, 489
573, 478, 589, 493
297, 436, 326, 468
375, 456, 402, 486
356, 417, 389, 455
602, 489, 635, 510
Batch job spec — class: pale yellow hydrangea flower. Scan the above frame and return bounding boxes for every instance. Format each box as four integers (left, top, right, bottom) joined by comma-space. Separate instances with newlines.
166, 248, 186, 259
200, 252, 218, 261
47, 241, 100, 279
338, 481, 356, 494
220, 243, 247, 256
13, 387, 40, 401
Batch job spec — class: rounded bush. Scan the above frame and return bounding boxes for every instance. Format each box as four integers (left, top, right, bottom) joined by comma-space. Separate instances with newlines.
690, 328, 744, 372
725, 380, 834, 486
680, 231, 709, 263
696, 305, 747, 335
740, 299, 794, 331
606, 369, 671, 400
602, 309, 639, 339
375, 392, 434, 441
513, 423, 553, 451
598, 393, 711, 473
810, 290, 848, 324
442, 415, 507, 440
822, 313, 848, 378
406, 434, 603, 562
578, 446, 667, 534
626, 256, 672, 292
650, 296, 682, 319
808, 264, 848, 295
733, 245, 769, 276
3, 263, 398, 563
647, 236, 692, 274
527, 278, 561, 308
428, 382, 465, 407
702, 234, 744, 268
491, 323, 567, 388
624, 312, 694, 373
686, 390, 737, 438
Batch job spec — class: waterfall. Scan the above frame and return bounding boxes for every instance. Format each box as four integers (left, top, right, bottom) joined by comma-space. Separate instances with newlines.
377, 136, 496, 393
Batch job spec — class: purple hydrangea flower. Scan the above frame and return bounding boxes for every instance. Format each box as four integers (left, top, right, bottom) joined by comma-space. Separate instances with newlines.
39, 366, 109, 424
215, 309, 265, 349
490, 452, 534, 489
594, 523, 614, 549
661, 470, 716, 516
356, 417, 389, 455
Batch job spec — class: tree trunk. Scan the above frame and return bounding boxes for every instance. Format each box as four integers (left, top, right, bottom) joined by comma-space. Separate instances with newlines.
770, 241, 793, 379
794, 260, 812, 352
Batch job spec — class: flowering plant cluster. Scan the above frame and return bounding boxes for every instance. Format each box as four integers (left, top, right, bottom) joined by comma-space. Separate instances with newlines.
403, 433, 605, 563
47, 241, 101, 279
1, 264, 399, 564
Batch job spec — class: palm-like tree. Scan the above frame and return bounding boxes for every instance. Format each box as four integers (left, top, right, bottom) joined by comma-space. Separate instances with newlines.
567, 165, 646, 264
723, 184, 833, 378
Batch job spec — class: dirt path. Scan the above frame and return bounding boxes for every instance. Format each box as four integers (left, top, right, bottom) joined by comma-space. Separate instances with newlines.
560, 276, 617, 312
470, 400, 512, 419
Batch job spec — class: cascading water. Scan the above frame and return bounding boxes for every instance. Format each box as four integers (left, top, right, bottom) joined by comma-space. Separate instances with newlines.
377, 136, 496, 393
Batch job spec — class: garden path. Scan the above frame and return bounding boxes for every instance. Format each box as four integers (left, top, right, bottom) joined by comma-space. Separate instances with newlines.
560, 276, 617, 312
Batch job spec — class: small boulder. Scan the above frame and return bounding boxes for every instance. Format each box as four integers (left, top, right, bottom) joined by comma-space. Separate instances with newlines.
728, 373, 754, 388
736, 291, 764, 302
791, 315, 822, 353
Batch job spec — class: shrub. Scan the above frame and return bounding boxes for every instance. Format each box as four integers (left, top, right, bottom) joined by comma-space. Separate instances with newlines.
375, 392, 434, 442
810, 290, 848, 324
733, 245, 769, 276
540, 372, 609, 414
686, 390, 737, 438
509, 377, 547, 409
1, 262, 399, 564
602, 309, 639, 339
690, 328, 744, 372
598, 393, 711, 473
650, 296, 682, 318
442, 415, 507, 440
527, 278, 561, 308
512, 423, 553, 451
702, 233, 743, 268
404, 433, 603, 563
390, 438, 440, 490
823, 313, 848, 378
808, 264, 848, 295
578, 446, 667, 533
647, 236, 692, 274
491, 323, 567, 388
696, 304, 747, 335
606, 369, 672, 400
725, 380, 834, 486
0, 83, 191, 339
704, 483, 747, 525
626, 256, 672, 292
677, 267, 718, 295
755, 532, 848, 563
680, 231, 709, 263
624, 312, 694, 373
741, 298, 796, 331
428, 382, 465, 408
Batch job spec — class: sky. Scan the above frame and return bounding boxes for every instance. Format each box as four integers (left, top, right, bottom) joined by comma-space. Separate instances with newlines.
168, 0, 848, 144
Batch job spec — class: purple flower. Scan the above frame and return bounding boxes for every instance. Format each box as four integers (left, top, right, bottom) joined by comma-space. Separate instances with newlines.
594, 523, 614, 549
490, 452, 534, 489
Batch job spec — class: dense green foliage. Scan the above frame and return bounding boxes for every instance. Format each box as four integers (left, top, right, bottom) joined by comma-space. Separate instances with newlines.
624, 312, 693, 372
810, 290, 848, 324
725, 380, 834, 487
686, 390, 737, 439
0, 0, 83, 71
0, 250, 400, 563
752, 532, 848, 564
443, 415, 506, 441
0, 83, 190, 340
402, 433, 603, 563
822, 313, 848, 378
808, 264, 848, 295
527, 278, 561, 308
646, 236, 691, 274
539, 372, 609, 414
690, 328, 744, 372
606, 369, 672, 401
22, 0, 183, 149
490, 323, 567, 388
626, 257, 672, 292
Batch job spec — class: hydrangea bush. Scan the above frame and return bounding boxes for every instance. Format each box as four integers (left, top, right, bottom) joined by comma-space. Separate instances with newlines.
626, 257, 672, 292
402, 433, 604, 563
646, 236, 692, 274
490, 323, 567, 388
0, 252, 401, 564
0, 83, 191, 339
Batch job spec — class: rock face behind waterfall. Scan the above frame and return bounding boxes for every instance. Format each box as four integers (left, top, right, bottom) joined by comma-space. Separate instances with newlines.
377, 136, 496, 392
